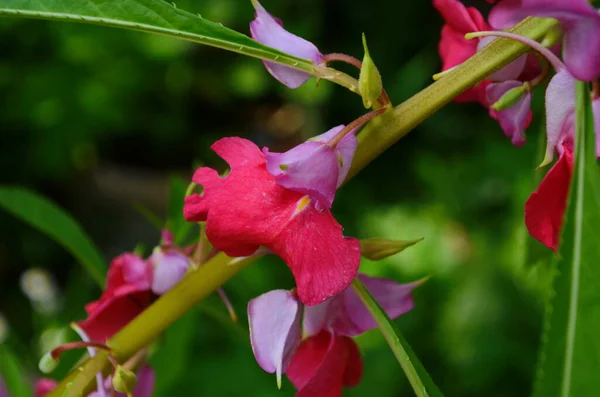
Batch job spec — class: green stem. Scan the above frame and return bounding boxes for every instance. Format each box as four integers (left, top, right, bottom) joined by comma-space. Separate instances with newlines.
348, 17, 556, 178
351, 278, 439, 397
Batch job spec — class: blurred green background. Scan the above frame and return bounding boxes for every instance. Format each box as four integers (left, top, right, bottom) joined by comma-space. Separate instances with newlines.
0, 0, 554, 396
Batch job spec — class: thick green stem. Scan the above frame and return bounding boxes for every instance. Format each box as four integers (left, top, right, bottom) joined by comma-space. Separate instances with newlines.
48, 253, 258, 397
351, 278, 440, 397
348, 17, 556, 178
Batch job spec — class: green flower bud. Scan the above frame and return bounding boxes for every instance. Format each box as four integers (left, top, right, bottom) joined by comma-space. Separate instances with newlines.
359, 33, 383, 109
360, 237, 424, 261
541, 24, 563, 48
112, 365, 137, 395
490, 84, 528, 111
38, 352, 60, 374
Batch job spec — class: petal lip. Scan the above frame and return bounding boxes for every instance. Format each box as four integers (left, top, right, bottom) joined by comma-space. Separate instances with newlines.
150, 249, 190, 295
248, 290, 302, 381
249, 0, 323, 88
487, 81, 532, 146
544, 70, 576, 164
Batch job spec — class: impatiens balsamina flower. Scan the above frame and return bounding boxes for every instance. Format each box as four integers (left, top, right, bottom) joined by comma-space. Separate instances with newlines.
433, 0, 533, 144
248, 274, 418, 396
249, 0, 324, 88
524, 69, 600, 250
183, 137, 361, 305
77, 232, 190, 342
263, 125, 357, 210
489, 0, 600, 81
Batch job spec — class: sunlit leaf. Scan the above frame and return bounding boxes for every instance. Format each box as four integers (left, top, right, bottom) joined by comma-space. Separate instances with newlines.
0, 186, 106, 286
534, 82, 600, 397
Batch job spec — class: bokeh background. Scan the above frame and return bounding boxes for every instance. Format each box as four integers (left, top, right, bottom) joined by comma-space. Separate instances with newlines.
0, 0, 555, 396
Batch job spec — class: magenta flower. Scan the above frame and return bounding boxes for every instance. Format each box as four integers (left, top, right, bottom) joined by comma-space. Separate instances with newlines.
247, 274, 418, 395
184, 137, 360, 306
489, 0, 600, 81
487, 81, 532, 146
263, 125, 357, 209
250, 0, 324, 88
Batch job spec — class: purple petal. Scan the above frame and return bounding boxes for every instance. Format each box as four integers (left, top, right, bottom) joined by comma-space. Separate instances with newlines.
308, 125, 357, 187
332, 274, 418, 337
477, 36, 527, 81
150, 249, 189, 295
487, 81, 532, 146
544, 70, 576, 164
121, 254, 152, 291
248, 290, 302, 382
249, 0, 323, 88
489, 0, 600, 81
132, 366, 155, 397
264, 142, 339, 209
302, 298, 334, 337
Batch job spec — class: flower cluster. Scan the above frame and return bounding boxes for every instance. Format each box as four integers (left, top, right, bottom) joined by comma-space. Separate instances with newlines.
248, 274, 419, 395
434, 0, 600, 251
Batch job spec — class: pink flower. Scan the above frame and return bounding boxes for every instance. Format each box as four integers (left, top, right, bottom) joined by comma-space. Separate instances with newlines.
489, 0, 600, 81
76, 253, 155, 342
263, 126, 357, 210
247, 274, 418, 395
487, 81, 533, 146
249, 0, 324, 88
525, 146, 573, 251
183, 137, 360, 305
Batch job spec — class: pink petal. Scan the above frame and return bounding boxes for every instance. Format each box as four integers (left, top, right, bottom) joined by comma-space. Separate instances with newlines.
562, 16, 600, 81
544, 70, 576, 163
477, 37, 527, 81
248, 290, 302, 381
35, 379, 58, 397
150, 249, 189, 295
333, 133, 358, 188
120, 254, 153, 291
249, 0, 323, 88
302, 299, 333, 337
271, 205, 361, 306
286, 331, 363, 397
525, 147, 574, 250
132, 366, 155, 397
594, 98, 600, 158
487, 81, 532, 146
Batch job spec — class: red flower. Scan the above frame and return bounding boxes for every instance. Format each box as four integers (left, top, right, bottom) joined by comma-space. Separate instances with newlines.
77, 253, 155, 342
434, 0, 492, 104
286, 330, 362, 397
183, 137, 360, 306
525, 147, 573, 251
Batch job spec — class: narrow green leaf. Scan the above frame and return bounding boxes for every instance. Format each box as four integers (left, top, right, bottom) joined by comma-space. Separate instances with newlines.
0, 0, 358, 93
0, 346, 34, 397
534, 82, 600, 397
351, 278, 443, 397
0, 186, 106, 286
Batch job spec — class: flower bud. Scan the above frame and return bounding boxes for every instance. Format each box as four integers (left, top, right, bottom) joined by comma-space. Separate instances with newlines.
112, 365, 137, 395
489, 84, 528, 112
38, 352, 59, 374
360, 238, 423, 261
358, 33, 383, 109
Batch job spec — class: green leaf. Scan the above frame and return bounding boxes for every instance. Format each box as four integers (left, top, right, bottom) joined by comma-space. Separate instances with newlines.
0, 345, 34, 397
166, 175, 193, 245
0, 186, 106, 286
351, 278, 443, 397
0, 0, 358, 93
534, 82, 600, 397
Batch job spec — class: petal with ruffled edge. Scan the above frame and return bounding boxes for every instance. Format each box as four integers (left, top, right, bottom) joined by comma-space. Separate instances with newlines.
489, 0, 600, 81
249, 0, 323, 88
286, 331, 363, 397
544, 70, 576, 165
525, 146, 573, 251
487, 81, 532, 146
150, 249, 189, 295
248, 290, 302, 384
183, 137, 361, 306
